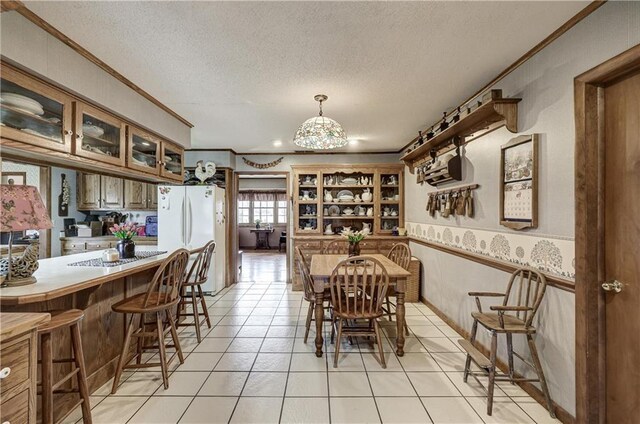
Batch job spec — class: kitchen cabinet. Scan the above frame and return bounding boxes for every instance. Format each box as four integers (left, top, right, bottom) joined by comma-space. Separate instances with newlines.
124, 180, 147, 209
73, 101, 126, 167
60, 236, 157, 256
160, 142, 184, 182
124, 180, 157, 210
0, 66, 73, 153
127, 126, 161, 175
77, 173, 102, 209
0, 313, 51, 424
77, 172, 124, 210
101, 175, 125, 209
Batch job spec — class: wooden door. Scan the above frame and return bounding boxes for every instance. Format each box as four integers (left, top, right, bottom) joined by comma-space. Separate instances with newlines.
100, 175, 124, 209
160, 142, 184, 182
127, 126, 161, 175
77, 173, 101, 210
124, 180, 147, 209
73, 101, 126, 167
146, 183, 158, 210
603, 70, 640, 423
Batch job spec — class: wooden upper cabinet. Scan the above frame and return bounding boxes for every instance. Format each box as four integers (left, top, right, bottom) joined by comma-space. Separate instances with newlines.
0, 65, 73, 152
77, 173, 101, 210
101, 175, 124, 209
147, 183, 158, 209
127, 126, 161, 174
73, 101, 126, 167
124, 180, 147, 209
160, 142, 184, 182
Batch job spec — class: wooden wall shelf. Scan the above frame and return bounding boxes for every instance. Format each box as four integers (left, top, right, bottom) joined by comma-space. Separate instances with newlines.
401, 95, 521, 173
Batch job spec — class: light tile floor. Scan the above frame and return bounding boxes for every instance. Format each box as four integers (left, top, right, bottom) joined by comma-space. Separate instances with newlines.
64, 280, 560, 424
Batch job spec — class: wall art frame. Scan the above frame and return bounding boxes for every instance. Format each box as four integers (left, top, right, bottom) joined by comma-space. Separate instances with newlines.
499, 134, 538, 230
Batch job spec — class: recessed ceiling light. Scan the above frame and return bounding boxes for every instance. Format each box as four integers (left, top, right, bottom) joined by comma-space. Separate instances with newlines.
348, 139, 359, 145
273, 140, 282, 147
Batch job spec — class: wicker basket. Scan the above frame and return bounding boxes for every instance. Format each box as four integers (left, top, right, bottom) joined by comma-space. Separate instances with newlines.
406, 257, 421, 302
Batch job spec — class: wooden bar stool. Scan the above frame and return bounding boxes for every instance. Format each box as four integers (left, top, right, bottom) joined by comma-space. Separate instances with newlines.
176, 240, 216, 342
37, 309, 92, 424
110, 249, 190, 393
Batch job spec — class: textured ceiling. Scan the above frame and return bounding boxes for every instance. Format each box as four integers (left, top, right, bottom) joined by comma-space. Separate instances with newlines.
24, 1, 588, 152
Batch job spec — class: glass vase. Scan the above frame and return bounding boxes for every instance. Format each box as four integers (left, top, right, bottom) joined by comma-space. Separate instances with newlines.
348, 241, 361, 257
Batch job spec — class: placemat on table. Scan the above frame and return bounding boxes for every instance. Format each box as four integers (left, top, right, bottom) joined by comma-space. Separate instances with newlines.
67, 251, 167, 267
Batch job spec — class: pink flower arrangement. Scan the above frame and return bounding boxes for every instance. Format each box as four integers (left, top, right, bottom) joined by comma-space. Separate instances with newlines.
110, 222, 138, 240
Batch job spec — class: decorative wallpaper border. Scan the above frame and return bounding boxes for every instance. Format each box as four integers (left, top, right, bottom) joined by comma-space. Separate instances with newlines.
405, 222, 575, 281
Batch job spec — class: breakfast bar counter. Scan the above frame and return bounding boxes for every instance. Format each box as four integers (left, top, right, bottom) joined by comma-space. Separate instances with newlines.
0, 249, 174, 420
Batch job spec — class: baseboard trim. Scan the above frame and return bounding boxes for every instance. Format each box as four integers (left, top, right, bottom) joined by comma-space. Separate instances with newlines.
420, 296, 576, 424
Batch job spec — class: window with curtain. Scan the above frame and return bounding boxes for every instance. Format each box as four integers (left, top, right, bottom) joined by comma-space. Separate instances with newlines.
237, 191, 288, 225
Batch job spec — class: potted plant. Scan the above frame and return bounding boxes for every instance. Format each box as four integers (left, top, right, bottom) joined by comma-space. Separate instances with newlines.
255, 219, 262, 229
341, 228, 367, 257
110, 222, 138, 259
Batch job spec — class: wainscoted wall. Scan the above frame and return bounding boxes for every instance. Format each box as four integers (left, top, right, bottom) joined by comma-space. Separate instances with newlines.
406, 222, 575, 280
404, 2, 640, 417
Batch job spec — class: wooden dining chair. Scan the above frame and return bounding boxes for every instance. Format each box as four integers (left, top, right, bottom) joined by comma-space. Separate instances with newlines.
329, 256, 389, 368
323, 240, 349, 254
459, 267, 555, 418
111, 249, 190, 393
176, 241, 216, 342
295, 246, 332, 343
383, 243, 411, 335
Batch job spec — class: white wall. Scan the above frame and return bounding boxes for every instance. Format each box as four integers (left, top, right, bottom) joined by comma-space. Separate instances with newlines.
1, 12, 191, 147
405, 2, 640, 416
50, 167, 86, 257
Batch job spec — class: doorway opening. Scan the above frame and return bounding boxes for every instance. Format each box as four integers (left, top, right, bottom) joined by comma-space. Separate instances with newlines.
234, 172, 290, 283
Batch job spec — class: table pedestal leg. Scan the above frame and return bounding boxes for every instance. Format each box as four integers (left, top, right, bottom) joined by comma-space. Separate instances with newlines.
315, 292, 325, 357
396, 291, 406, 356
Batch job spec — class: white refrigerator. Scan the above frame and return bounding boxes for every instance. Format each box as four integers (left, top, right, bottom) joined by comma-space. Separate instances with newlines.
157, 185, 226, 294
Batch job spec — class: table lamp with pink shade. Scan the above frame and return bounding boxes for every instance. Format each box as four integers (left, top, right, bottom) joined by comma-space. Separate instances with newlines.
0, 184, 52, 286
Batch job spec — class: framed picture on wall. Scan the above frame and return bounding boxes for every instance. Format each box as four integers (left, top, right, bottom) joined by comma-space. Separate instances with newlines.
500, 134, 538, 230
1, 172, 26, 186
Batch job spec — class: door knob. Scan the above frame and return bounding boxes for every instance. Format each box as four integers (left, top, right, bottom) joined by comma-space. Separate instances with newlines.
602, 280, 623, 293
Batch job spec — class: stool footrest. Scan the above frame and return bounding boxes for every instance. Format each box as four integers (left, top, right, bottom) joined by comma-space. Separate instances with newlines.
52, 368, 80, 391
458, 339, 492, 369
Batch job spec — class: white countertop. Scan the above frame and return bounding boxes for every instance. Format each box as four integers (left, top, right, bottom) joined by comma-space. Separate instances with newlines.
0, 248, 173, 305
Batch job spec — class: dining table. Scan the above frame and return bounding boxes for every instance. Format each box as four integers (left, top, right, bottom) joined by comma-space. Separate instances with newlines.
309, 253, 412, 357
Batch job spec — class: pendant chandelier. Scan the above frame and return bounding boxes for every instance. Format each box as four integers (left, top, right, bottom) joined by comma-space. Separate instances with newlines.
293, 94, 347, 150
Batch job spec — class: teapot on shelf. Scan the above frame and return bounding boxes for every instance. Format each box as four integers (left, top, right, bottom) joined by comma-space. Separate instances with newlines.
324, 190, 333, 202
361, 188, 373, 202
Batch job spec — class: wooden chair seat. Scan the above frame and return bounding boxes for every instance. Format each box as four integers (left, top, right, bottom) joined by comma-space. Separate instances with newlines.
471, 311, 535, 334
37, 309, 84, 333
112, 293, 180, 313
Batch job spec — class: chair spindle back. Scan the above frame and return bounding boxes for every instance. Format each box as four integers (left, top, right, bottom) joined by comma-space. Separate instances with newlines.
143, 249, 190, 308
295, 246, 315, 302
503, 267, 548, 326
387, 243, 411, 270
185, 241, 216, 285
329, 256, 389, 317
323, 240, 349, 254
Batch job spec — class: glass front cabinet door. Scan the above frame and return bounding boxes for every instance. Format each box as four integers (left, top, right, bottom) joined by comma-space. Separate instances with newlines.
160, 142, 184, 182
127, 126, 160, 174
74, 101, 126, 166
0, 66, 73, 152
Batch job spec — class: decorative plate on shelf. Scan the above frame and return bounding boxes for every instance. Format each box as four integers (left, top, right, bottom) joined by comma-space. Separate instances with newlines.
341, 177, 358, 185
328, 205, 340, 216
1, 93, 45, 116
82, 124, 105, 138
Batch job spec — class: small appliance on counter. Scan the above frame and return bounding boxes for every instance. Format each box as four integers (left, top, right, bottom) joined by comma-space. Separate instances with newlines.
63, 218, 78, 237
77, 221, 102, 237
145, 216, 158, 237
